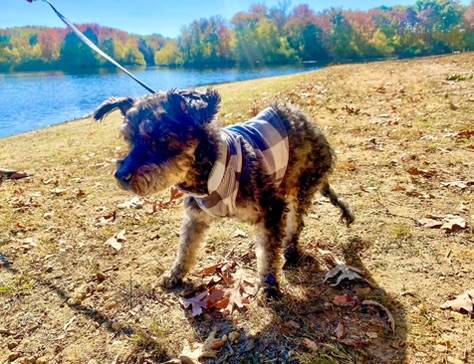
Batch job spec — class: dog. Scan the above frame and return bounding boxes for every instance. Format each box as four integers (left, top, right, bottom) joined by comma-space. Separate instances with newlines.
93, 88, 354, 299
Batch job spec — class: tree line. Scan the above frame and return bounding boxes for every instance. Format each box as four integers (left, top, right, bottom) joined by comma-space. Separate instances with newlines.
1, 0, 473, 72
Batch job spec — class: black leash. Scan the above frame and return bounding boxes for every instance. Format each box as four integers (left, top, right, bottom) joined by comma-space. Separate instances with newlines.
28, 0, 157, 94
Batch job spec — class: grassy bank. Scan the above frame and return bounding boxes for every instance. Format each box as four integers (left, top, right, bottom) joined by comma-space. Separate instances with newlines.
0, 53, 473, 364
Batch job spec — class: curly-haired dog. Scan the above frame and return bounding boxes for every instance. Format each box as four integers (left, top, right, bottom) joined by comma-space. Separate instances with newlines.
94, 89, 354, 299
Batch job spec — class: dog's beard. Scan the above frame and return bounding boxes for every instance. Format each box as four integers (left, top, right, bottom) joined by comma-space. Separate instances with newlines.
128, 152, 195, 196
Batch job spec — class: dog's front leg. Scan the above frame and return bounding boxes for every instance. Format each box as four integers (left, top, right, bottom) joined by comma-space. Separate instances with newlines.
256, 229, 284, 299
255, 194, 287, 300
160, 198, 210, 289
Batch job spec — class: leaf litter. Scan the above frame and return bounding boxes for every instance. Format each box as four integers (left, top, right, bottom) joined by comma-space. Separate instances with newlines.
440, 289, 474, 317
162, 328, 225, 364
105, 229, 127, 251
417, 214, 468, 233
180, 261, 257, 317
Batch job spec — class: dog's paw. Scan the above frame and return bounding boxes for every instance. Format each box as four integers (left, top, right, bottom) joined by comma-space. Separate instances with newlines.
262, 286, 282, 301
159, 272, 183, 290
260, 273, 282, 301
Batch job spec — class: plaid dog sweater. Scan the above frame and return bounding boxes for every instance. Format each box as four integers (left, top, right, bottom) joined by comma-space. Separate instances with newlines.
183, 107, 289, 217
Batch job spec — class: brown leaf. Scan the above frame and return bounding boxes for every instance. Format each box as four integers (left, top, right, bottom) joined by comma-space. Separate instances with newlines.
342, 105, 360, 115
170, 329, 222, 364
197, 263, 223, 277
180, 290, 209, 317
454, 130, 474, 139
0, 169, 29, 181
406, 166, 437, 179
361, 300, 396, 332
170, 186, 184, 201
97, 210, 116, 226
440, 289, 474, 316
333, 294, 358, 307
224, 269, 255, 314
204, 288, 227, 309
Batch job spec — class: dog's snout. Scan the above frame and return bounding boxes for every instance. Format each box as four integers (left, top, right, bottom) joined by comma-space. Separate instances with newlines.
115, 169, 132, 183
115, 169, 132, 182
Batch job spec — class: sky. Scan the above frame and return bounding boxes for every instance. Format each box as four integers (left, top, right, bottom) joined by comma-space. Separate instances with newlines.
1, 0, 471, 37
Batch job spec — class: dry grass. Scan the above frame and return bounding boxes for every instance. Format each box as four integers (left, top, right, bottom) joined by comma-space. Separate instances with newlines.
0, 53, 473, 364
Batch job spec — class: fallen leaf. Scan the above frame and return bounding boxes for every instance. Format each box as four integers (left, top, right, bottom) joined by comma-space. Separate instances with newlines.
333, 294, 358, 307
406, 166, 437, 179
453, 130, 474, 139
170, 186, 184, 201
180, 290, 209, 317
106, 237, 122, 251
117, 196, 144, 209
441, 180, 473, 191
97, 210, 116, 225
197, 262, 225, 277
441, 214, 467, 233
20, 237, 39, 250
417, 218, 443, 229
204, 288, 227, 309
168, 329, 222, 364
342, 105, 360, 115
361, 300, 396, 332
224, 269, 255, 314
334, 322, 345, 339
440, 289, 474, 316
51, 188, 67, 196
317, 248, 343, 267
0, 169, 29, 181
116, 229, 127, 242
324, 264, 370, 287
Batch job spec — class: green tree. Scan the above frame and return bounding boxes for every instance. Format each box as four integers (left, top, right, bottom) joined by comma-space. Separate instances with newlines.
59, 28, 102, 69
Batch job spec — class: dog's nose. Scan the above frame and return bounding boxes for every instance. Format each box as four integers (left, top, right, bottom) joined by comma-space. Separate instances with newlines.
115, 169, 132, 183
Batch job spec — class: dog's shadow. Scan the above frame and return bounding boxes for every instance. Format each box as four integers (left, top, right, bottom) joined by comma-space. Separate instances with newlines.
182, 244, 407, 364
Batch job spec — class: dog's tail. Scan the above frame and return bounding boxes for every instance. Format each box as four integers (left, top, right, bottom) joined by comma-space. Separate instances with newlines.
320, 181, 355, 226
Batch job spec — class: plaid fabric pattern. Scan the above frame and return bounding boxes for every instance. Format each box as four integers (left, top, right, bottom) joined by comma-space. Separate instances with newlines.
186, 107, 289, 217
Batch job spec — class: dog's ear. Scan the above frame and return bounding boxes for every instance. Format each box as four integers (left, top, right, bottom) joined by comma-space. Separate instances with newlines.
168, 88, 221, 125
93, 97, 135, 121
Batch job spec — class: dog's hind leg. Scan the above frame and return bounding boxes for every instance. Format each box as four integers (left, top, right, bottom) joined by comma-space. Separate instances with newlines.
320, 181, 354, 226
283, 197, 303, 266
283, 181, 320, 266
160, 197, 211, 289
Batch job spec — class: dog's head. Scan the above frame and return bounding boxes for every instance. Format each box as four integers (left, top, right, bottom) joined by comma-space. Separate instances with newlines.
93, 88, 221, 196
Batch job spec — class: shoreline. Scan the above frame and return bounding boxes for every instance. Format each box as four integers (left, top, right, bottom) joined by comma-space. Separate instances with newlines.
2, 51, 472, 141
1, 50, 471, 75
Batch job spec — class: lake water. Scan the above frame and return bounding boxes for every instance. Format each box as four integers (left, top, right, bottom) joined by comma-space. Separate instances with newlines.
0, 65, 319, 138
